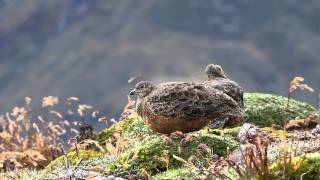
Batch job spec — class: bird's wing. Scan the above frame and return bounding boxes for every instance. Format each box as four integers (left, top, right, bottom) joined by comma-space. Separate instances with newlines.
204, 78, 244, 108
145, 83, 240, 119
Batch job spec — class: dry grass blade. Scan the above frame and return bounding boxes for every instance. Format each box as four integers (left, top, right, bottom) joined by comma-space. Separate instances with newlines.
0, 95, 105, 172
67, 97, 79, 102
77, 104, 93, 117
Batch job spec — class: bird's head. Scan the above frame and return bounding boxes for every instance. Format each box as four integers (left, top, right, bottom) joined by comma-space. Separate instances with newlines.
205, 64, 227, 80
129, 81, 155, 98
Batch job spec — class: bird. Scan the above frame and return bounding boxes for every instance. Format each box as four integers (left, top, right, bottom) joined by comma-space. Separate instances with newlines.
129, 81, 246, 134
203, 64, 245, 128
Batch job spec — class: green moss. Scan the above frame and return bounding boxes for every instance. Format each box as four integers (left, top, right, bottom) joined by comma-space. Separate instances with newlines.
1, 169, 44, 180
261, 127, 293, 138
244, 93, 316, 127
46, 150, 103, 170
104, 131, 237, 177
106, 138, 169, 176
270, 153, 320, 179
152, 167, 203, 180
205, 126, 241, 138
96, 115, 155, 144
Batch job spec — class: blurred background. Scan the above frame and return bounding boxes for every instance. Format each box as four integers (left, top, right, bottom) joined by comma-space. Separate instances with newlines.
0, 0, 319, 124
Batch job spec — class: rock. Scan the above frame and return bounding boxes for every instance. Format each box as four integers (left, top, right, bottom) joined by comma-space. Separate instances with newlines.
244, 93, 316, 127
106, 175, 115, 180
54, 169, 125, 180
237, 123, 266, 144
311, 124, 320, 135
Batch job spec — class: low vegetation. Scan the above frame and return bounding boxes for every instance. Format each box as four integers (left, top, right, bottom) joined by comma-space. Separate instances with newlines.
0, 77, 319, 179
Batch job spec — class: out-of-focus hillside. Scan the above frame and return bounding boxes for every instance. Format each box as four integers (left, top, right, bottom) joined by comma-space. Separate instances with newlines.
0, 0, 319, 122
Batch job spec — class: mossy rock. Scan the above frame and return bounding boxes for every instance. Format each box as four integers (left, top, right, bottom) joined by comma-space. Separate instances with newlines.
100, 117, 237, 176
244, 93, 316, 127
46, 150, 104, 170
96, 115, 155, 145
270, 152, 320, 179
152, 167, 203, 180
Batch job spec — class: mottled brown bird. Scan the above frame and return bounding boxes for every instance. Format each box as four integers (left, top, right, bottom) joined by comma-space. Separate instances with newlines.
130, 81, 245, 134
204, 64, 245, 128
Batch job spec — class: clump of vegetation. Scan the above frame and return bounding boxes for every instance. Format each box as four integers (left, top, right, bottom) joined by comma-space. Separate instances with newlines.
152, 167, 201, 180
270, 152, 320, 179
0, 96, 106, 172
85, 115, 238, 178
244, 93, 316, 127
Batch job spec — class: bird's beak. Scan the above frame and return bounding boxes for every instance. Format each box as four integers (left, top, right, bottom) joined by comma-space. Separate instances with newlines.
129, 89, 136, 96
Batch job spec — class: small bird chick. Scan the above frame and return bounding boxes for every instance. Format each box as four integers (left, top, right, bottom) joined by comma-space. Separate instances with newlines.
204, 64, 245, 128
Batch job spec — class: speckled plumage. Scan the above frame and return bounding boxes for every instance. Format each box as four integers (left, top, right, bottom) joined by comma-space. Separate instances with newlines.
204, 64, 244, 108
204, 64, 245, 128
130, 81, 245, 134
